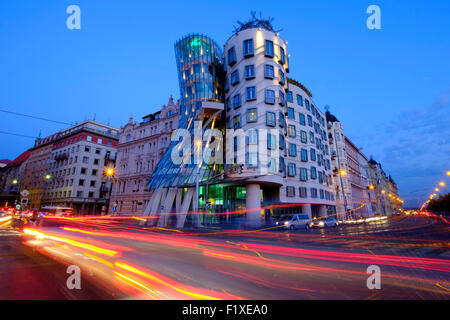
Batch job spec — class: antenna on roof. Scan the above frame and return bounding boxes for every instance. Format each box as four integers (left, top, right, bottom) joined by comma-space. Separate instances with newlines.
324, 105, 330, 112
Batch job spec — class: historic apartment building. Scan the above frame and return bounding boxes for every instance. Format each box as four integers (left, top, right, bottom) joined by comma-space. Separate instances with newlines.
0, 151, 30, 207
22, 133, 60, 209
39, 120, 120, 214
109, 97, 179, 215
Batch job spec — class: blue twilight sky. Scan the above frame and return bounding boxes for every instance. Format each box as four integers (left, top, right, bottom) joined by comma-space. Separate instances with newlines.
0, 0, 449, 207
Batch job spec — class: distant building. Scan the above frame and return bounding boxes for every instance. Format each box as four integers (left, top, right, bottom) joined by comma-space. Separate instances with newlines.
109, 97, 179, 215
326, 112, 352, 220
38, 120, 120, 214
22, 133, 61, 209
0, 159, 11, 168
0, 151, 30, 207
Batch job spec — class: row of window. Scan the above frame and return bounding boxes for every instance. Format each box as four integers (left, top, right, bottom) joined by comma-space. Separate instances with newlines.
227, 39, 285, 66
286, 186, 335, 200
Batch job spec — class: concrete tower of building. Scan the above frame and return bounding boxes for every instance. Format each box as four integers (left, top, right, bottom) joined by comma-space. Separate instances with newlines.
223, 19, 335, 225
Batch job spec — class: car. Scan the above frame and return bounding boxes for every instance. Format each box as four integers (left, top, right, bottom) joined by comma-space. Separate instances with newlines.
310, 217, 339, 228
275, 214, 311, 231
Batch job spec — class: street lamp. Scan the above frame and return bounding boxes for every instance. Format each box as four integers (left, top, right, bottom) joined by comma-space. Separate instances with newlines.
439, 182, 445, 187
340, 170, 347, 176
447, 171, 450, 176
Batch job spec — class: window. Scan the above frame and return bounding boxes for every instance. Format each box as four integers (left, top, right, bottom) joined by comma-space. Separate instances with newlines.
265, 40, 274, 57
318, 171, 323, 184
226, 97, 231, 111
247, 129, 258, 144
311, 188, 318, 198
320, 189, 325, 199
243, 39, 254, 57
279, 47, 286, 64
231, 70, 240, 86
234, 136, 239, 152
288, 125, 296, 137
244, 65, 255, 79
92, 169, 97, 176
311, 166, 317, 179
288, 163, 296, 177
279, 134, 286, 150
286, 186, 295, 197
310, 148, 316, 161
279, 69, 285, 85
233, 114, 241, 129
268, 158, 277, 172
279, 90, 285, 106
233, 93, 242, 109
305, 100, 310, 111
247, 108, 257, 123
78, 179, 85, 186
98, 139, 102, 145
247, 152, 258, 167
307, 115, 313, 127
81, 168, 87, 174
264, 65, 274, 79
279, 112, 286, 128
90, 180, 96, 187
267, 133, 276, 149
88, 191, 94, 198
288, 143, 297, 157
87, 136, 92, 142
82, 156, 89, 164
94, 158, 99, 165
246, 86, 256, 101
301, 149, 308, 162
85, 146, 90, 152
300, 130, 307, 143
265, 89, 275, 104
300, 168, 308, 181
77, 191, 83, 197
299, 113, 306, 125
286, 91, 293, 103
309, 131, 315, 143
299, 187, 307, 198
228, 47, 236, 66
287, 107, 295, 120
297, 94, 303, 106
266, 111, 276, 127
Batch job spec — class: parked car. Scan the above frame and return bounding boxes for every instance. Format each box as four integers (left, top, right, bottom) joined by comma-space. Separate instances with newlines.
275, 214, 311, 230
310, 217, 339, 228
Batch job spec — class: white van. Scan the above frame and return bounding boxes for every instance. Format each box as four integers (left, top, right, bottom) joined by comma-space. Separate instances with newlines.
275, 214, 311, 230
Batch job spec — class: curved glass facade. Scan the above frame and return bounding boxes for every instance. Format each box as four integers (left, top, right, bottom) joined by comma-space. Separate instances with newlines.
148, 34, 225, 190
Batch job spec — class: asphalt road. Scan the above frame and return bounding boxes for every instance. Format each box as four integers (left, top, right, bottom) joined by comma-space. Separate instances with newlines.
0, 215, 449, 300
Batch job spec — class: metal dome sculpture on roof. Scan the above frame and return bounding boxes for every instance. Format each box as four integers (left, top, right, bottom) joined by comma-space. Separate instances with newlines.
233, 12, 282, 34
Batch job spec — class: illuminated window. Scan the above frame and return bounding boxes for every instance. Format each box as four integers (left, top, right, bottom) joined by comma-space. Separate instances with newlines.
288, 124, 296, 137
247, 108, 257, 123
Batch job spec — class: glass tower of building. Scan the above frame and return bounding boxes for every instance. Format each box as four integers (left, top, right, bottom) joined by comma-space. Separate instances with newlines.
147, 34, 225, 190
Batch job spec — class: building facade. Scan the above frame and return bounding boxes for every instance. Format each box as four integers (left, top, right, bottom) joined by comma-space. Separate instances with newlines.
40, 120, 120, 214
144, 18, 336, 227
22, 133, 60, 209
0, 151, 30, 207
110, 97, 180, 215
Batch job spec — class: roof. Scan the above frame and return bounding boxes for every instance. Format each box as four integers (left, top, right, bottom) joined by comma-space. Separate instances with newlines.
325, 111, 339, 123
0, 159, 11, 165
6, 151, 30, 167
